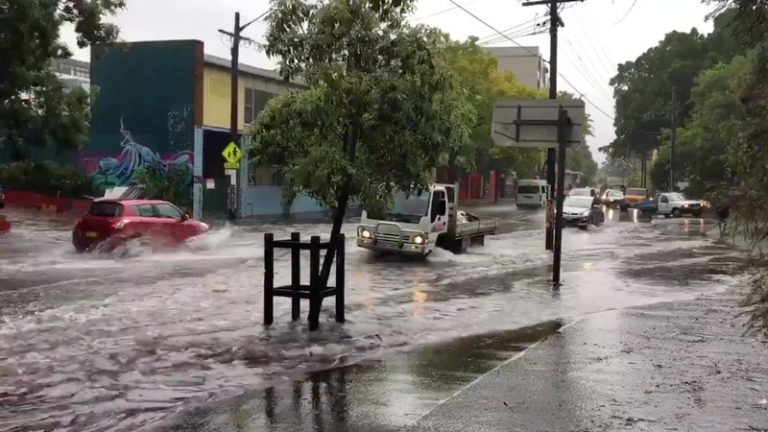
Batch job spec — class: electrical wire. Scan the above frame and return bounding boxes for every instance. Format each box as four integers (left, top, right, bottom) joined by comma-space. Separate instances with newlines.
564, 38, 613, 101
411, 0, 482, 22
446, 0, 615, 120
566, 9, 615, 80
476, 16, 541, 43
613, 0, 638, 25
571, 7, 616, 77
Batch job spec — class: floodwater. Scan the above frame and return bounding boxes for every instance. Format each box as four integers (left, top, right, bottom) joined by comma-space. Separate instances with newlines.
0, 206, 744, 431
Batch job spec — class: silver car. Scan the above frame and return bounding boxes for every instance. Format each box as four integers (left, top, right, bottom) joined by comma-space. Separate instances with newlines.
562, 195, 605, 228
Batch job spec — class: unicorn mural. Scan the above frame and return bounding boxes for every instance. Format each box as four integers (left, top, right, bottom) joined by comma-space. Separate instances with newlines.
83, 119, 193, 191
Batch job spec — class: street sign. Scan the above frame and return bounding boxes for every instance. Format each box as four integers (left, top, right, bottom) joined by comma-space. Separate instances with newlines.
491, 99, 586, 148
222, 141, 242, 166
223, 161, 239, 170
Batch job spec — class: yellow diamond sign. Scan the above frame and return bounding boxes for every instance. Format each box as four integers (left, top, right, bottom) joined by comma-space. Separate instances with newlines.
222, 141, 242, 165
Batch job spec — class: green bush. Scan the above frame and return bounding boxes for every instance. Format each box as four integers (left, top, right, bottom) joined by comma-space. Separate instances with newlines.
0, 161, 98, 198
133, 165, 192, 209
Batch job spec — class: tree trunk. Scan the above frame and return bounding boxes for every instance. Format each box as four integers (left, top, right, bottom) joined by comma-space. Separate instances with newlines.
318, 192, 349, 290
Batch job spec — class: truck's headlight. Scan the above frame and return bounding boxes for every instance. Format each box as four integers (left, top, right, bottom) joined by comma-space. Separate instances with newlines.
359, 228, 371, 238
413, 235, 425, 244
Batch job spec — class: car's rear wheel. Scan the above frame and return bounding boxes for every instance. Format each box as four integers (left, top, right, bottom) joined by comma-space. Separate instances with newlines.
692, 210, 702, 218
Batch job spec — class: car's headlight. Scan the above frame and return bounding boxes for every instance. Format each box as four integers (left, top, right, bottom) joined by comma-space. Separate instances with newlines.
413, 234, 425, 245
358, 227, 371, 238
113, 219, 128, 230
580, 210, 591, 216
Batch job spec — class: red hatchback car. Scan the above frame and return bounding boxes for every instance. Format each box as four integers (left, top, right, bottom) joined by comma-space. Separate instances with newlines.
72, 199, 209, 252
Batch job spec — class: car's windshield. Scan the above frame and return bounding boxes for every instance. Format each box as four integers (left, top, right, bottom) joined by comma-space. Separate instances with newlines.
626, 188, 647, 196
564, 196, 594, 209
518, 185, 543, 194
608, 190, 624, 197
88, 202, 123, 217
569, 188, 591, 196
669, 192, 687, 201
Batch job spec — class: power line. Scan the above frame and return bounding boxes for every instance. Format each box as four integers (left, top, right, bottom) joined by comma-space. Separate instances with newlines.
476, 16, 541, 43
411, 0, 482, 22
564, 38, 613, 101
565, 10, 615, 80
613, 0, 638, 25
445, 0, 615, 120
570, 7, 616, 75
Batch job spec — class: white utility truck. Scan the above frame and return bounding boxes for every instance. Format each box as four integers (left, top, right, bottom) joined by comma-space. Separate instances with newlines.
356, 184, 497, 256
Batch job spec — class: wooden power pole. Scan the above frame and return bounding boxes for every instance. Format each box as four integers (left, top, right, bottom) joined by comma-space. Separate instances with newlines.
523, 0, 583, 251
218, 12, 259, 220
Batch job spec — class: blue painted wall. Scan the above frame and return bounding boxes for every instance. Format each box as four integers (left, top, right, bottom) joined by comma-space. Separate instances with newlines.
241, 186, 326, 218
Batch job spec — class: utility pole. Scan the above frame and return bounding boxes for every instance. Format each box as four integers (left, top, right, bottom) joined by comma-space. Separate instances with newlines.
669, 87, 677, 192
523, 0, 583, 251
218, 12, 259, 220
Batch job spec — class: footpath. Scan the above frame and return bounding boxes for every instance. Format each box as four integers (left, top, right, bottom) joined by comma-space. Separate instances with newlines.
410, 287, 768, 432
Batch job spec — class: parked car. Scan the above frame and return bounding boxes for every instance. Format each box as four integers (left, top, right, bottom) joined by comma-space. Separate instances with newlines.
656, 192, 702, 218
72, 199, 209, 252
562, 195, 605, 229
601, 189, 625, 207
630, 192, 703, 218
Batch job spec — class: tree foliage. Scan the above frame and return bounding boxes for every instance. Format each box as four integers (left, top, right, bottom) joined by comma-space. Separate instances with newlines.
0, 0, 124, 160
134, 165, 192, 209
433, 36, 547, 179
605, 9, 741, 164
251, 0, 474, 242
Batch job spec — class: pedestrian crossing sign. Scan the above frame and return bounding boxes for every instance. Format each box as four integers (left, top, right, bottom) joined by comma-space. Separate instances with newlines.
222, 141, 242, 166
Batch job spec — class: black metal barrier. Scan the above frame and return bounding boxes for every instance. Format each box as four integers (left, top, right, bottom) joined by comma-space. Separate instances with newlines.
263, 232, 345, 330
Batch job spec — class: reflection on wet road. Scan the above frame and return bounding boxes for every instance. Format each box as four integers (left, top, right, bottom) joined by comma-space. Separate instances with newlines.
0, 206, 743, 431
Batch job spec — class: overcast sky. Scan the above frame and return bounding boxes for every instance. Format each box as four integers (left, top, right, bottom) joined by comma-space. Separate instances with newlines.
64, 0, 717, 165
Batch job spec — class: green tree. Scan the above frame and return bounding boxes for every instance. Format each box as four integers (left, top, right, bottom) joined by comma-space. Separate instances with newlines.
434, 35, 546, 181
606, 10, 741, 163
667, 56, 747, 198
251, 0, 474, 283
0, 0, 124, 160
133, 165, 192, 209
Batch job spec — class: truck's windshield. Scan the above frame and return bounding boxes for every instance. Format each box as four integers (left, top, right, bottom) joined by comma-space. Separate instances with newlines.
391, 191, 430, 217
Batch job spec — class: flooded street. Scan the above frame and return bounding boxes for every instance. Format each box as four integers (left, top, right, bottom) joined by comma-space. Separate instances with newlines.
0, 206, 744, 431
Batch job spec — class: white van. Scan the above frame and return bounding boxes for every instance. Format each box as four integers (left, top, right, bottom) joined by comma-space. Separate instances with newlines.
516, 179, 549, 208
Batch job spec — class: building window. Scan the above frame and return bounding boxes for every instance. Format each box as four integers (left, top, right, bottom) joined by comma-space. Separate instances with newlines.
244, 87, 255, 125
244, 87, 277, 125
249, 164, 283, 186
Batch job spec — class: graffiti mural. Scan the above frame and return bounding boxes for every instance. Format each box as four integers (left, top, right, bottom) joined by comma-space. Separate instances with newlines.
82, 119, 193, 190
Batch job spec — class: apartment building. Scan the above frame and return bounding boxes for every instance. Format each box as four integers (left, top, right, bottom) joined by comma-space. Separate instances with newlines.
486, 46, 549, 90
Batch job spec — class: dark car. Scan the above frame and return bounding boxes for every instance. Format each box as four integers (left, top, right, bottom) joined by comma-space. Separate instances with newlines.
562, 195, 605, 229
0, 187, 5, 209
72, 199, 209, 252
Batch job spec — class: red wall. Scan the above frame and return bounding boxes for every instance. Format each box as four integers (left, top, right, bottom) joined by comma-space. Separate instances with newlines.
5, 191, 92, 214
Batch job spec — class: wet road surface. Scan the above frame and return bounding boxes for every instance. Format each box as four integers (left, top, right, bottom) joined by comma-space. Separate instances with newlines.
0, 206, 743, 431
